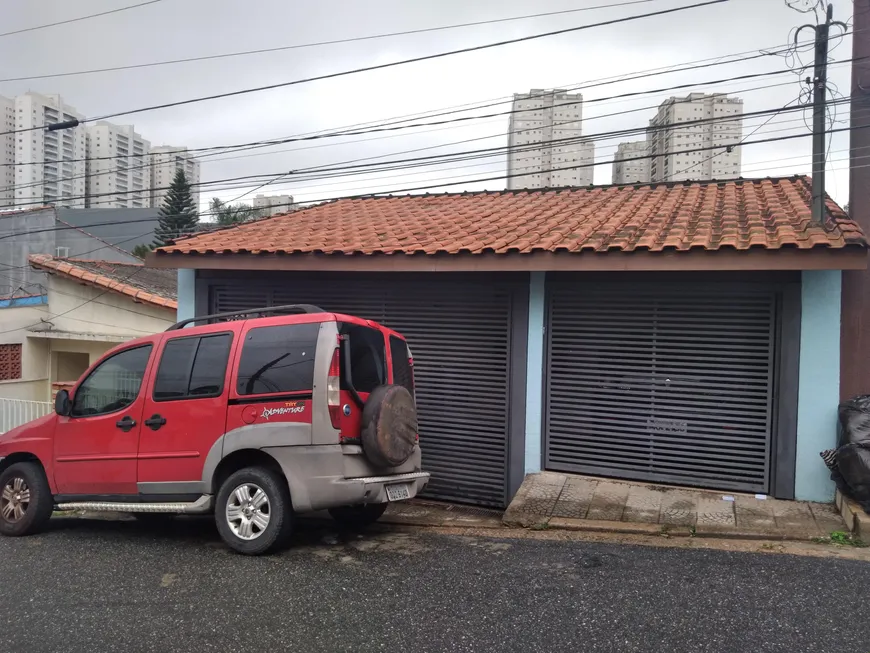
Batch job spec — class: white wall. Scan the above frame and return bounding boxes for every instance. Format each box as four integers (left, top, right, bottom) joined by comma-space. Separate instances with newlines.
46, 276, 175, 338
0, 303, 51, 401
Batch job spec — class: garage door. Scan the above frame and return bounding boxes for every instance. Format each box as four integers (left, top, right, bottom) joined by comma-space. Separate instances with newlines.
544, 283, 777, 494
209, 277, 514, 507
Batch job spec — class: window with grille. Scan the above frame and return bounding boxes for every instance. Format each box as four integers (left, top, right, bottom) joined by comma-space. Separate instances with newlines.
0, 344, 23, 381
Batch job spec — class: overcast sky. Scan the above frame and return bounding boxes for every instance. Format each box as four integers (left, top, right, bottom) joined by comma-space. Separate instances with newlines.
0, 0, 856, 215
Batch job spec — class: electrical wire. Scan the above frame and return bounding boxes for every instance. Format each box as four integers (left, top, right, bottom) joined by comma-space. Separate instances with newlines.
0, 0, 730, 137
6, 98, 854, 205
2, 121, 867, 234
3, 35, 848, 170
0, 0, 663, 83
0, 0, 168, 38
5, 68, 857, 200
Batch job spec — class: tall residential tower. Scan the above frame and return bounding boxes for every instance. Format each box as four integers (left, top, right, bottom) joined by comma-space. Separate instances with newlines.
507, 89, 594, 190
648, 93, 743, 183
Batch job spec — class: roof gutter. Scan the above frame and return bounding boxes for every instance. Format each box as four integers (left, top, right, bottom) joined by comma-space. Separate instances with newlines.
146, 248, 869, 273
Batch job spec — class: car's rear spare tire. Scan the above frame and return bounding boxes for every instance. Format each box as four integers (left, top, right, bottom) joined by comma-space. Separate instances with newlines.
0, 462, 53, 537
360, 384, 418, 468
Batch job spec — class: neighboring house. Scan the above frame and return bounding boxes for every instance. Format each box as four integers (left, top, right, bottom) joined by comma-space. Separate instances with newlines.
150, 175, 865, 509
0, 256, 176, 406
0, 206, 160, 292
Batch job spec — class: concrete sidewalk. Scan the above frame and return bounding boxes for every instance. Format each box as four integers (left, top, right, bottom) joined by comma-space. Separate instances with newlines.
504, 472, 847, 540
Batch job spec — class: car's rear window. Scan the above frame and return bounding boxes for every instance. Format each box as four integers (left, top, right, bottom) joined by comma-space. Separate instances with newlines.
340, 323, 386, 393
236, 322, 319, 396
389, 336, 413, 394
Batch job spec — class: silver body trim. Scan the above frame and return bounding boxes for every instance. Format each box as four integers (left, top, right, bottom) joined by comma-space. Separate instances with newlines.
346, 472, 430, 484
56, 494, 213, 514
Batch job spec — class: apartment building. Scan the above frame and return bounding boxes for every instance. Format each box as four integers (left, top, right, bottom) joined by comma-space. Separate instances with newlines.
0, 96, 14, 208
648, 93, 743, 183
13, 93, 87, 209
252, 194, 295, 216
150, 146, 201, 209
507, 89, 594, 189
612, 141, 651, 184
85, 122, 151, 209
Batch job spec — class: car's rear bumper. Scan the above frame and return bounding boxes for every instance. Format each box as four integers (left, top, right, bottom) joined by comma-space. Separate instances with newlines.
263, 444, 428, 512
332, 471, 430, 506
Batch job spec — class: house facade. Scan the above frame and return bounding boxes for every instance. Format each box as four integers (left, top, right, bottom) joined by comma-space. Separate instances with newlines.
0, 256, 176, 407
150, 176, 866, 508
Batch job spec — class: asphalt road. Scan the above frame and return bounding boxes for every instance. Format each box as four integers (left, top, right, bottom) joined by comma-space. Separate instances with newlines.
1, 516, 868, 653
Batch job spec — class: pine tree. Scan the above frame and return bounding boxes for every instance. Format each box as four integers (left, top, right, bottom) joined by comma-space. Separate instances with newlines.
153, 169, 199, 247
131, 243, 153, 259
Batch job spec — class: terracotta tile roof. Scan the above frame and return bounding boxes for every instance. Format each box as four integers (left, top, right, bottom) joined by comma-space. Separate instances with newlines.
29, 255, 177, 309
155, 176, 864, 258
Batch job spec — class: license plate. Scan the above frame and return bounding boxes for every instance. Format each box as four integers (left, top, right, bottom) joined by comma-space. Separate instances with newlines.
385, 483, 411, 502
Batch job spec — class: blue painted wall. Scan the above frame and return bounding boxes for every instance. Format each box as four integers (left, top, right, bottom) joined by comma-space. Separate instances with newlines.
524, 272, 546, 474
176, 269, 196, 322
795, 269, 842, 502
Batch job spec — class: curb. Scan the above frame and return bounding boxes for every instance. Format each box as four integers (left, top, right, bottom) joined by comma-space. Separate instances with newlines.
505, 515, 824, 541
836, 490, 870, 539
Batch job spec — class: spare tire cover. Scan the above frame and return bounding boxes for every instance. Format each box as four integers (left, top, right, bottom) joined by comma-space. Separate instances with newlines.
361, 384, 418, 468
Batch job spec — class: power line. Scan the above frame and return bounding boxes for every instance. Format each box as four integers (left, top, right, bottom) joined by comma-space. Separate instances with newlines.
6, 69, 855, 200
0, 0, 729, 137
12, 102, 859, 211
2, 121, 866, 235
0, 0, 662, 82
0, 0, 169, 38
3, 36, 846, 170
6, 98, 852, 205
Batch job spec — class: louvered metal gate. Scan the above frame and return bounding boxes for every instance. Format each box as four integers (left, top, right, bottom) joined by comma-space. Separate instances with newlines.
544, 283, 778, 494
209, 277, 513, 507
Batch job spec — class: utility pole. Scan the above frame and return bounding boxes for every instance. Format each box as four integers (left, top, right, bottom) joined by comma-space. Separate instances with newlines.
840, 0, 870, 399
797, 4, 845, 222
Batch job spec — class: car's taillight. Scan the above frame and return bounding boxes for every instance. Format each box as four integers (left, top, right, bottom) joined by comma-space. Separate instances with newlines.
328, 346, 341, 429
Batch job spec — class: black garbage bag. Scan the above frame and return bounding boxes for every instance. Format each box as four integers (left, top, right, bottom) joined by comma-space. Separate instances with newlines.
831, 396, 870, 513
835, 443, 870, 512
838, 395, 870, 446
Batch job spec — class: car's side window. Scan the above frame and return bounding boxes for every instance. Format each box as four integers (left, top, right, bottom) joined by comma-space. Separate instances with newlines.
71, 345, 153, 417
236, 323, 319, 396
153, 333, 233, 401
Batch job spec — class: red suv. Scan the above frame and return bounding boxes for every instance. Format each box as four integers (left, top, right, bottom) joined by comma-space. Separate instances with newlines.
0, 305, 428, 555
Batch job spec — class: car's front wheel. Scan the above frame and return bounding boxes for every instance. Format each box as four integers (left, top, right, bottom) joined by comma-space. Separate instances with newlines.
0, 462, 53, 537
215, 466, 293, 555
329, 503, 388, 530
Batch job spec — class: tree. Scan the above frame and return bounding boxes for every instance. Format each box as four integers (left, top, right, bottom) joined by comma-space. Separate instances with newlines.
132, 243, 153, 259
209, 197, 260, 226
153, 169, 199, 247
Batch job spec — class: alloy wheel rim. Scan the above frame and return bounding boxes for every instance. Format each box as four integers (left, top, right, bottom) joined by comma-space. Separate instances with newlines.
226, 483, 270, 540
1, 477, 31, 523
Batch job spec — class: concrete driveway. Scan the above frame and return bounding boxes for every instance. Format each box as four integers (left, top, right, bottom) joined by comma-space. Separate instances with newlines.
1, 516, 868, 652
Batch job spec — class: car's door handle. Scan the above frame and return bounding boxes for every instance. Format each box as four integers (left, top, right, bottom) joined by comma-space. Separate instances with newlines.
116, 416, 136, 432
144, 414, 167, 431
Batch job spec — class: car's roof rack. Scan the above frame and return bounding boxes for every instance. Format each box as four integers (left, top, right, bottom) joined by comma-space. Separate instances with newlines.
166, 304, 326, 331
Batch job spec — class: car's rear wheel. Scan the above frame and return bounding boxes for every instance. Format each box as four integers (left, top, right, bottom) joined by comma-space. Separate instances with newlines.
329, 503, 388, 530
215, 466, 293, 555
0, 462, 53, 537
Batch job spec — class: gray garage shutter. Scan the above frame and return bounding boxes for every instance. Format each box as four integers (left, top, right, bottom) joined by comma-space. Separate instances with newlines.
544, 284, 777, 494
210, 277, 512, 507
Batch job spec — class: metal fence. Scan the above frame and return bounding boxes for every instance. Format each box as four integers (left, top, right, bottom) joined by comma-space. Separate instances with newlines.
0, 398, 53, 434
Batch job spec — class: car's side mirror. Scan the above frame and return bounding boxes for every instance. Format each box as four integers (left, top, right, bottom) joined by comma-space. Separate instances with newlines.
54, 390, 71, 417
